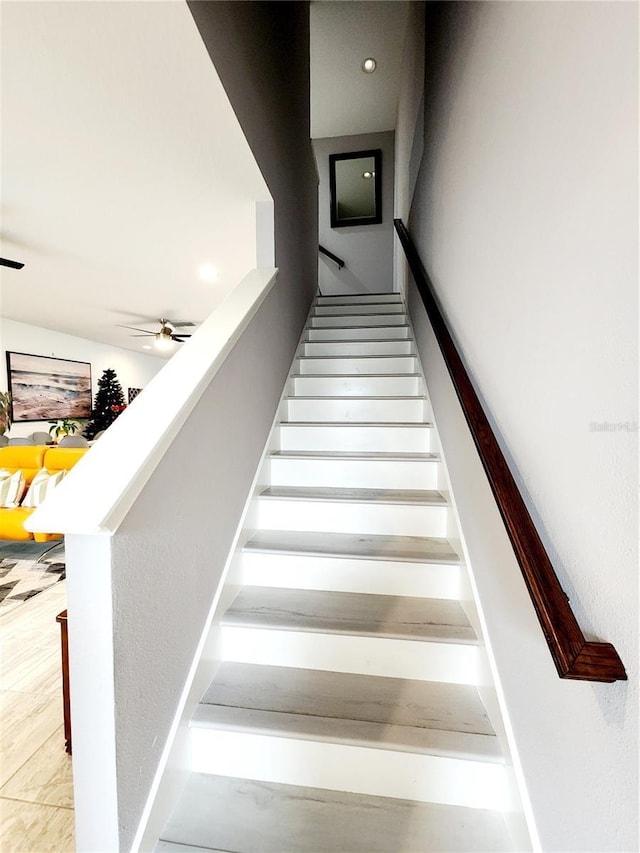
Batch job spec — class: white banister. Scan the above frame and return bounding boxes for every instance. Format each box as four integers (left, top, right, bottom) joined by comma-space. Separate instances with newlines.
26, 267, 278, 537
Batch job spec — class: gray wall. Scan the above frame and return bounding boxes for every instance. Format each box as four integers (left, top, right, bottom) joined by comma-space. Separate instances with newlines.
314, 131, 395, 295
396, 2, 638, 850
189, 0, 318, 329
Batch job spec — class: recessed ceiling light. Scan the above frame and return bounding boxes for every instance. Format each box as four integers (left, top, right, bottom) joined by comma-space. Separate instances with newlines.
142, 345, 152, 350
362, 170, 374, 180
361, 57, 377, 74
198, 263, 219, 282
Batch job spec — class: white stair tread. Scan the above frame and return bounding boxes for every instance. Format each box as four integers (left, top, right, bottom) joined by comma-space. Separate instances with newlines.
310, 312, 407, 318
306, 331, 412, 342
244, 530, 458, 564
223, 587, 477, 643
285, 395, 426, 401
316, 299, 403, 305
281, 420, 432, 428
193, 705, 501, 763
198, 662, 498, 753
259, 486, 447, 506
269, 450, 438, 460
315, 302, 404, 310
304, 337, 410, 344
306, 323, 410, 329
299, 353, 415, 361
302, 343, 415, 356
159, 774, 513, 852
306, 324, 411, 330
313, 305, 406, 315
292, 371, 421, 379
315, 297, 403, 303
316, 291, 401, 297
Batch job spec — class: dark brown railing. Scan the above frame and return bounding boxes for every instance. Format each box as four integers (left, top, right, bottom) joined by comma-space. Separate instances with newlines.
319, 245, 345, 270
394, 218, 626, 683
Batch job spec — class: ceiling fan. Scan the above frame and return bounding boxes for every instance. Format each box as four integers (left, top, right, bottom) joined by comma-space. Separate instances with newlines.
118, 318, 195, 350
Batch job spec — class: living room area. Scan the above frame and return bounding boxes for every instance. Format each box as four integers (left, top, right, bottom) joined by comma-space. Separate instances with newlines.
0, 289, 169, 851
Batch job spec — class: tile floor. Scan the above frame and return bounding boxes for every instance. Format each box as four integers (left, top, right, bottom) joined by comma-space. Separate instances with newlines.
0, 578, 75, 851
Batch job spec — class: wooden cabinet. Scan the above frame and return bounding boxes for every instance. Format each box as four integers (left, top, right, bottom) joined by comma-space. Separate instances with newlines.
56, 609, 72, 754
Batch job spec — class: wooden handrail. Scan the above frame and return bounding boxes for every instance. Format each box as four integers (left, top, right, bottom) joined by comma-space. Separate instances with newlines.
319, 244, 345, 270
394, 218, 626, 682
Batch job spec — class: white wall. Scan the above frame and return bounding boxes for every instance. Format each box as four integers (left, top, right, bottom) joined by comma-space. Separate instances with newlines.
397, 3, 638, 850
314, 131, 395, 295
0, 318, 164, 438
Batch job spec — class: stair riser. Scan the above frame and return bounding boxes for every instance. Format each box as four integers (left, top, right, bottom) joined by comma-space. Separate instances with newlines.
189, 730, 509, 811
256, 499, 449, 538
303, 340, 414, 356
310, 315, 407, 328
292, 376, 423, 396
240, 552, 461, 600
306, 326, 410, 341
286, 398, 427, 423
278, 425, 433, 453
297, 356, 417, 375
316, 293, 401, 305
314, 303, 405, 316
220, 627, 478, 684
269, 456, 440, 489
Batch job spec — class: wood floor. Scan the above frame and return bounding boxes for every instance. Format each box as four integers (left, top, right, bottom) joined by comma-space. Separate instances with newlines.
0, 579, 75, 851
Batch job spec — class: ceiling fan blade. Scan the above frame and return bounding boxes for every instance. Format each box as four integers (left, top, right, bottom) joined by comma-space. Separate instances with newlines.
0, 257, 24, 269
117, 324, 156, 334
171, 321, 195, 328
172, 335, 192, 342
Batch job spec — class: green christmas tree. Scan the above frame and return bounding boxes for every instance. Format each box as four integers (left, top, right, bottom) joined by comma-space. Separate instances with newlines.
84, 368, 126, 439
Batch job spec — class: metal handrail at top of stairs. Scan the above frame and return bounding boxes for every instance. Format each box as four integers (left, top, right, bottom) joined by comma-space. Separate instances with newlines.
394, 218, 626, 683
319, 244, 345, 270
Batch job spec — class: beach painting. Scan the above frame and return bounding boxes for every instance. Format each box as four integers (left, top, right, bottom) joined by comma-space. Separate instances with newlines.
6, 352, 92, 421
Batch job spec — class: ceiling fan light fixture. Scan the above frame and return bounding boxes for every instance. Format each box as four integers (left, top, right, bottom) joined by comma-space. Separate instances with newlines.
154, 331, 174, 351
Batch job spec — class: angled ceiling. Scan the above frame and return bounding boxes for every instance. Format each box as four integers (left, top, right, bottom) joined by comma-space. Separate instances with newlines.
1, 1, 411, 358
0, 0, 270, 356
311, 1, 410, 139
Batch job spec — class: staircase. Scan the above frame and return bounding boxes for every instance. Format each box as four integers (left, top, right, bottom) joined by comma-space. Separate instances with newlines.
156, 293, 521, 852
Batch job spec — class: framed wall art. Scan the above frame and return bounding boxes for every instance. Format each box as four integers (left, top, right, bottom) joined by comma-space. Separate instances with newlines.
6, 351, 92, 422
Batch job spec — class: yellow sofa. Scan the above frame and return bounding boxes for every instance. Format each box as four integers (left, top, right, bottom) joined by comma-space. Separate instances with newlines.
0, 445, 87, 541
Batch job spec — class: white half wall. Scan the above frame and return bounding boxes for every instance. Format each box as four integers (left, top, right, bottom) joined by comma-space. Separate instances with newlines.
0, 318, 164, 438
34, 269, 315, 852
314, 131, 395, 295
399, 2, 638, 850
